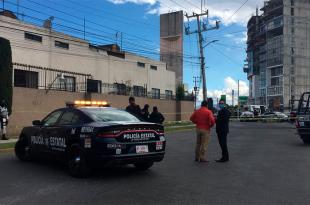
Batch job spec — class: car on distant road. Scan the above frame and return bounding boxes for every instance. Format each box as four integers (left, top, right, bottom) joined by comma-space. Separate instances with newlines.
14, 100, 166, 177
240, 111, 255, 122
260, 112, 289, 121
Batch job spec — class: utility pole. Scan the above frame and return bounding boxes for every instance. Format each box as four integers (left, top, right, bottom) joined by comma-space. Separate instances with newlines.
232, 89, 235, 106
2, 0, 4, 11
185, 12, 220, 101
237, 80, 240, 119
193, 76, 200, 110
83, 18, 86, 40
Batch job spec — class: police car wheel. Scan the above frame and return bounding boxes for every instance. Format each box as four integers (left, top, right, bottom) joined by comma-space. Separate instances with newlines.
15, 137, 31, 161
67, 144, 91, 178
134, 162, 153, 171
302, 138, 310, 144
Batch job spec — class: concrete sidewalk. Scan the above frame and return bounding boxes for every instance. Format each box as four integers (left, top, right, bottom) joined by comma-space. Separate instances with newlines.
0, 138, 17, 144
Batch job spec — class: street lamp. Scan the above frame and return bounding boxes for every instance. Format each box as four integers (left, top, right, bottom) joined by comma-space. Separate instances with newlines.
203, 40, 219, 49
201, 39, 218, 100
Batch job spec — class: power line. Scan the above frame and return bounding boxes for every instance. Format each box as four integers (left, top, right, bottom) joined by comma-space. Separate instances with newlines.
4, 1, 198, 59
210, 44, 243, 66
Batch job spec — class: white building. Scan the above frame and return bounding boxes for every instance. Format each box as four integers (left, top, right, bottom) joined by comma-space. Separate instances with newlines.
0, 11, 176, 99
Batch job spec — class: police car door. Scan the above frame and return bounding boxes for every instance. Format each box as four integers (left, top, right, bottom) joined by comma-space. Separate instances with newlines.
38, 110, 63, 154
51, 110, 81, 156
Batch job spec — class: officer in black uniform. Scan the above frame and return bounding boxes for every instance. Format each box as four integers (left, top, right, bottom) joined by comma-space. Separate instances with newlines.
215, 100, 231, 162
141, 104, 150, 122
149, 106, 165, 124
125, 97, 142, 119
0, 100, 9, 140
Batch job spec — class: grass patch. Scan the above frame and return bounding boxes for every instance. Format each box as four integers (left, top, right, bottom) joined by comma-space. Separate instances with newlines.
165, 125, 195, 133
164, 121, 193, 127
0, 142, 15, 150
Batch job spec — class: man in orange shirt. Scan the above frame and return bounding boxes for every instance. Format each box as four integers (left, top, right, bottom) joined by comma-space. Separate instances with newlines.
190, 100, 215, 162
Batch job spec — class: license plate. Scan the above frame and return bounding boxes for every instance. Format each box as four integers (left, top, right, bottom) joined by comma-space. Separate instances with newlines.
136, 145, 148, 154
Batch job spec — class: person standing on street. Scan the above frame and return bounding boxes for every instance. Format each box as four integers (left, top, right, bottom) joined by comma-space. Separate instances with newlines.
215, 100, 231, 162
0, 100, 9, 140
149, 106, 165, 124
190, 100, 215, 162
125, 97, 142, 119
141, 104, 150, 122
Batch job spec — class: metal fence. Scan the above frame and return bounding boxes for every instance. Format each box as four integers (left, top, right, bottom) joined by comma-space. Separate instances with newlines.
13, 63, 92, 93
12, 62, 194, 101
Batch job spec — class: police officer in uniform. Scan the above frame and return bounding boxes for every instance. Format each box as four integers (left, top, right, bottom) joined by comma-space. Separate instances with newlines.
0, 100, 9, 140
215, 100, 231, 162
149, 106, 165, 124
125, 97, 142, 119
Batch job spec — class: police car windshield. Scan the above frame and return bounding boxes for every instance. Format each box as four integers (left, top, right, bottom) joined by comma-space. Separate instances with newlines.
82, 108, 140, 122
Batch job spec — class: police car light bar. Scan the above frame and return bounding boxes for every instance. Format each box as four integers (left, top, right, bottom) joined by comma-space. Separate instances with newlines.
66, 100, 109, 107
74, 100, 108, 106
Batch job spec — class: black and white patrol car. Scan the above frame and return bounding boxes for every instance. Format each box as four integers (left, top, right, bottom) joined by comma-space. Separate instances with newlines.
15, 101, 166, 177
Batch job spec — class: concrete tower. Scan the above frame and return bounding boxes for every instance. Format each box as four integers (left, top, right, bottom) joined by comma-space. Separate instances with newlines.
160, 11, 184, 86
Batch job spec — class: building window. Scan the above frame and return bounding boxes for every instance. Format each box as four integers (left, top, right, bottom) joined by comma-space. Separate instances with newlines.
87, 79, 102, 93
57, 76, 76, 92
55, 41, 69, 49
24, 32, 42, 42
137, 62, 145, 68
291, 8, 294, 16
133, 85, 145, 97
150, 65, 157, 70
291, 0, 294, 6
291, 57, 295, 65
114, 83, 127, 95
165, 90, 173, 99
14, 69, 38, 88
271, 77, 280, 86
271, 67, 283, 76
152, 88, 160, 99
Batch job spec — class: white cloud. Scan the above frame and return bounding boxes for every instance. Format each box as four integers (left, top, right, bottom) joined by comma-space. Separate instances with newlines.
147, 8, 159, 15
107, 0, 265, 26
196, 76, 248, 106
224, 31, 246, 44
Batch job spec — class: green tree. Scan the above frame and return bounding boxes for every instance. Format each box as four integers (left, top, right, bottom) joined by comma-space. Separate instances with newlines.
176, 83, 185, 101
0, 37, 13, 115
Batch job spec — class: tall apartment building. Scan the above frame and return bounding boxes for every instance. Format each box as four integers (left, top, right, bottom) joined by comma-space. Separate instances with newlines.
244, 0, 310, 110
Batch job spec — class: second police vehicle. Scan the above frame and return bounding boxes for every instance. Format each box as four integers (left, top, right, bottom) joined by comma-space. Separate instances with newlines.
295, 92, 310, 144
15, 100, 166, 177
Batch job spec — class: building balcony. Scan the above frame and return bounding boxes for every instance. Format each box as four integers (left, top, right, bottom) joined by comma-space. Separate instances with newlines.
267, 86, 283, 96
267, 16, 283, 31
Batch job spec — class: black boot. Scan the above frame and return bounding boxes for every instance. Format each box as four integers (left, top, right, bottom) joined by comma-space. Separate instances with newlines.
1, 135, 8, 140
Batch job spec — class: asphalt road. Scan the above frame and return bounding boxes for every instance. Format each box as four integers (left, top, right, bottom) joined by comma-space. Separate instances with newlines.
0, 122, 309, 205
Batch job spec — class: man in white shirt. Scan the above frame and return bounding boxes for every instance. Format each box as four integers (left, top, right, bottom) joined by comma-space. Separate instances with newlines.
0, 100, 9, 140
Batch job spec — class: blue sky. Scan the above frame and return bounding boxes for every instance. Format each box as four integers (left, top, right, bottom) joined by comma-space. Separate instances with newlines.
3, 0, 265, 104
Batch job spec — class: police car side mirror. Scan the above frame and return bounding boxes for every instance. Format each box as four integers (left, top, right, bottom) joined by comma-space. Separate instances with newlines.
32, 120, 42, 126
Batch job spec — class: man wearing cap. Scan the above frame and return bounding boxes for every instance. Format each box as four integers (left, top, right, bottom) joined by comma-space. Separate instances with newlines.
190, 100, 215, 162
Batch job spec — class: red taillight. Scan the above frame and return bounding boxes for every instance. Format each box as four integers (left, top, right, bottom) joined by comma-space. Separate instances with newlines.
97, 131, 120, 138
295, 120, 300, 128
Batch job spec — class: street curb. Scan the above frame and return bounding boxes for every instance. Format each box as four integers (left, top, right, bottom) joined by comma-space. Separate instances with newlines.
0, 148, 14, 153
